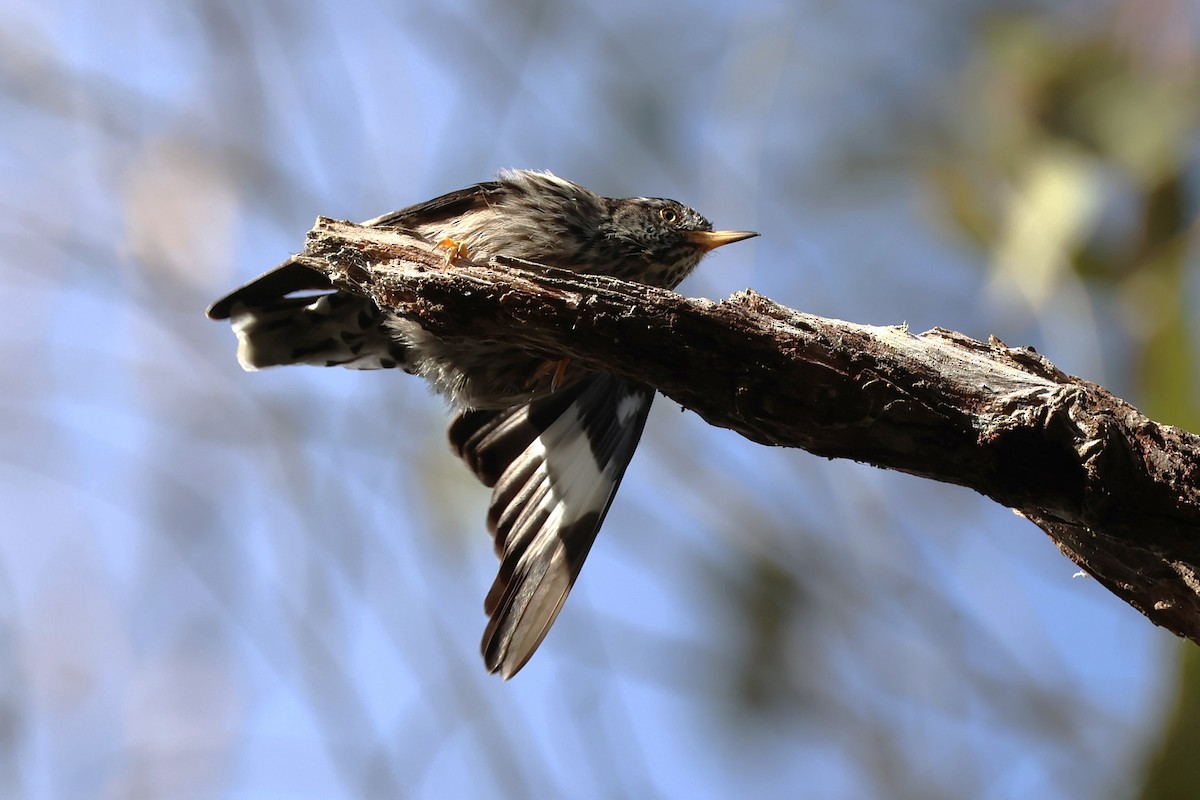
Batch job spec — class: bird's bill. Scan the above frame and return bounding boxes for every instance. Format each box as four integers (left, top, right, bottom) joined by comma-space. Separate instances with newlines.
687, 229, 759, 251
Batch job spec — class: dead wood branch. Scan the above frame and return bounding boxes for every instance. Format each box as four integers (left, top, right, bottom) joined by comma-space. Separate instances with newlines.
302, 216, 1200, 645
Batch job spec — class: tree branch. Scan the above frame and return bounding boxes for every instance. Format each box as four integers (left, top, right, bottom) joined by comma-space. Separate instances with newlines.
304, 216, 1200, 645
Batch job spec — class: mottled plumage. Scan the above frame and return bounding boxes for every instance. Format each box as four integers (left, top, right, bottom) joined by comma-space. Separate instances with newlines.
207, 169, 756, 677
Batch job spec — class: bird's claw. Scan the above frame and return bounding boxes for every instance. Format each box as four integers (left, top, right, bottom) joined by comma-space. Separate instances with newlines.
551, 358, 570, 391
436, 238, 470, 265
527, 357, 571, 391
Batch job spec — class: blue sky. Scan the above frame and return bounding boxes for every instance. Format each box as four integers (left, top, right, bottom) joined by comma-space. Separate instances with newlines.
0, 0, 1187, 797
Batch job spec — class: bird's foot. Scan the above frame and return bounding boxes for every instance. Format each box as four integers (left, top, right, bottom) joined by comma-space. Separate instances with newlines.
527, 357, 571, 391
436, 238, 470, 265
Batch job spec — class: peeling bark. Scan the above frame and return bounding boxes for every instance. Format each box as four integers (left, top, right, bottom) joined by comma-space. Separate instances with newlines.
302, 216, 1200, 644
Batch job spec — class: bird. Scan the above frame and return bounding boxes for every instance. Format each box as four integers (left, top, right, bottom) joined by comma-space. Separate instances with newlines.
207, 169, 757, 678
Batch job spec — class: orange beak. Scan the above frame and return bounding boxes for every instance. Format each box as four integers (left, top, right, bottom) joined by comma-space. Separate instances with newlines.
687, 229, 759, 251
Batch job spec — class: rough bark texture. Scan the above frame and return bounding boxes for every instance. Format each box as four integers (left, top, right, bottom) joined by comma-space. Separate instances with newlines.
303, 216, 1200, 644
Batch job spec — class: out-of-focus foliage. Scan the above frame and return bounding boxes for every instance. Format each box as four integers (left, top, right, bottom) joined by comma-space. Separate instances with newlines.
1, 1, 1196, 798
926, 8, 1200, 797
929, 9, 1200, 421
1136, 648, 1200, 800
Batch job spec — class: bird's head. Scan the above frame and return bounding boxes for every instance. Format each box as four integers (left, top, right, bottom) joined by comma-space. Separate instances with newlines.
605, 197, 757, 287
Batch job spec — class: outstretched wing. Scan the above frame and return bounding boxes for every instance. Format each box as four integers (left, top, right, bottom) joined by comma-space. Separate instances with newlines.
449, 374, 655, 678
206, 181, 505, 370
206, 181, 501, 320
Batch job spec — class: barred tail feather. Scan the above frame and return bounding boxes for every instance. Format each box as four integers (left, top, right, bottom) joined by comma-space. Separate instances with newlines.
229, 293, 409, 371
209, 258, 410, 372
450, 374, 655, 678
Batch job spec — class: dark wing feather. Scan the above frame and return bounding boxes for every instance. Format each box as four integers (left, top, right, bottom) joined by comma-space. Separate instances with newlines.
362, 181, 501, 229
206, 258, 331, 320
207, 181, 502, 319
449, 374, 655, 678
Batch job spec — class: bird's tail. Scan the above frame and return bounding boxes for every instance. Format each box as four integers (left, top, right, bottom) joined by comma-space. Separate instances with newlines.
208, 259, 409, 372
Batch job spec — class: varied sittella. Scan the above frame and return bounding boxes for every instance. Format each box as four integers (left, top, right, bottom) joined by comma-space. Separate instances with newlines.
207, 169, 758, 678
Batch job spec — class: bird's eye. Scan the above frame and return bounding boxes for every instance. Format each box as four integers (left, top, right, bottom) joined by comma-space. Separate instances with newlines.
659, 208, 679, 225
